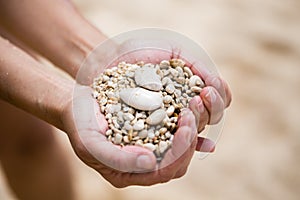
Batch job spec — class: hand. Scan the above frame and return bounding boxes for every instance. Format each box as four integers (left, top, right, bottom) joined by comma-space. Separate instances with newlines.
61, 45, 231, 187
62, 85, 199, 187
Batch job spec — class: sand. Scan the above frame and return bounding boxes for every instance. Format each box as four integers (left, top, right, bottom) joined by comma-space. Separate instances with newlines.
1, 0, 299, 199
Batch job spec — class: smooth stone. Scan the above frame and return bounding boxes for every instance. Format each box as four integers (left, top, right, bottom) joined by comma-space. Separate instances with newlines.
183, 67, 193, 77
166, 105, 175, 117
159, 141, 169, 154
134, 65, 162, 91
119, 87, 163, 111
114, 133, 122, 145
189, 75, 204, 87
106, 103, 121, 113
166, 84, 175, 94
123, 113, 135, 121
133, 119, 145, 131
162, 77, 172, 86
146, 109, 167, 125
123, 121, 133, 130
163, 95, 173, 104
147, 130, 155, 139
138, 130, 148, 139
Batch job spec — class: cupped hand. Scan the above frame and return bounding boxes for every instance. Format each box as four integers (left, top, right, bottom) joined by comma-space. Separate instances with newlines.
62, 43, 231, 187
62, 85, 200, 187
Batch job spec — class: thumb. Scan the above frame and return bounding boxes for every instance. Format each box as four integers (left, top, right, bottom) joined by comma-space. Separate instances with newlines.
79, 130, 157, 173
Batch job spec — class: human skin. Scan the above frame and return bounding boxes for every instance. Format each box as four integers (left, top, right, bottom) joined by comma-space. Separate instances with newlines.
0, 0, 231, 193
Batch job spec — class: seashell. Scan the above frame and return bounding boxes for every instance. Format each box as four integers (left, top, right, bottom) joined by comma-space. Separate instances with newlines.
134, 66, 162, 91
146, 109, 167, 125
119, 87, 163, 111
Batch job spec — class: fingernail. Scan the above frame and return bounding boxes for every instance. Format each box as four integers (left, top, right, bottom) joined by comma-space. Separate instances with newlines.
206, 88, 217, 102
136, 155, 154, 170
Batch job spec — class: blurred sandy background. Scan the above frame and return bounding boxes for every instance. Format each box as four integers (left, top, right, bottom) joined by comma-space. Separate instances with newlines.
1, 0, 299, 199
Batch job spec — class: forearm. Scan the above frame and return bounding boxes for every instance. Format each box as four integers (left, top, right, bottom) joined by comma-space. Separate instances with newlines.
0, 0, 107, 77
0, 36, 73, 130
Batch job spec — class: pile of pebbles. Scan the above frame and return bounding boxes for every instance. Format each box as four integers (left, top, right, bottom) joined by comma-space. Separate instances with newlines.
92, 59, 205, 159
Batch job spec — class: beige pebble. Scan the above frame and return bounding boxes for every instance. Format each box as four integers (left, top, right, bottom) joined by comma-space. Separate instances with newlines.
114, 133, 122, 145
189, 75, 204, 87
159, 141, 169, 154
123, 136, 130, 143
176, 77, 186, 84
162, 77, 172, 86
163, 95, 173, 104
165, 131, 171, 138
105, 129, 113, 136
166, 84, 175, 94
191, 86, 202, 93
159, 60, 170, 69
183, 67, 193, 77
159, 127, 168, 135
169, 68, 179, 77
170, 58, 185, 68
166, 105, 175, 117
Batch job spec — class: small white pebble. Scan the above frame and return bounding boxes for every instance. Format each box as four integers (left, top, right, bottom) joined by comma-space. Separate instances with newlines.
114, 133, 122, 145
133, 119, 144, 131
166, 84, 175, 94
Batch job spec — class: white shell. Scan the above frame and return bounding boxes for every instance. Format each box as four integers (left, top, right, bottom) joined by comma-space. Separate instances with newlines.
134, 66, 162, 91
146, 109, 167, 125
119, 87, 163, 111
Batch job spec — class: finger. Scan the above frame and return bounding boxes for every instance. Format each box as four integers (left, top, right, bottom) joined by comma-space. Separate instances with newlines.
78, 130, 157, 173
200, 86, 225, 125
158, 109, 197, 179
185, 61, 232, 108
196, 137, 215, 152
204, 75, 232, 108
188, 95, 209, 132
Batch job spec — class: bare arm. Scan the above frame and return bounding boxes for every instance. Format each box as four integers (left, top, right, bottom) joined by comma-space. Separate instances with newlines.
0, 36, 72, 130
0, 0, 107, 77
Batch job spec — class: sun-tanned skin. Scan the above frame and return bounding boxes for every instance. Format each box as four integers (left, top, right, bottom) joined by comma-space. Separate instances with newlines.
0, 0, 231, 199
